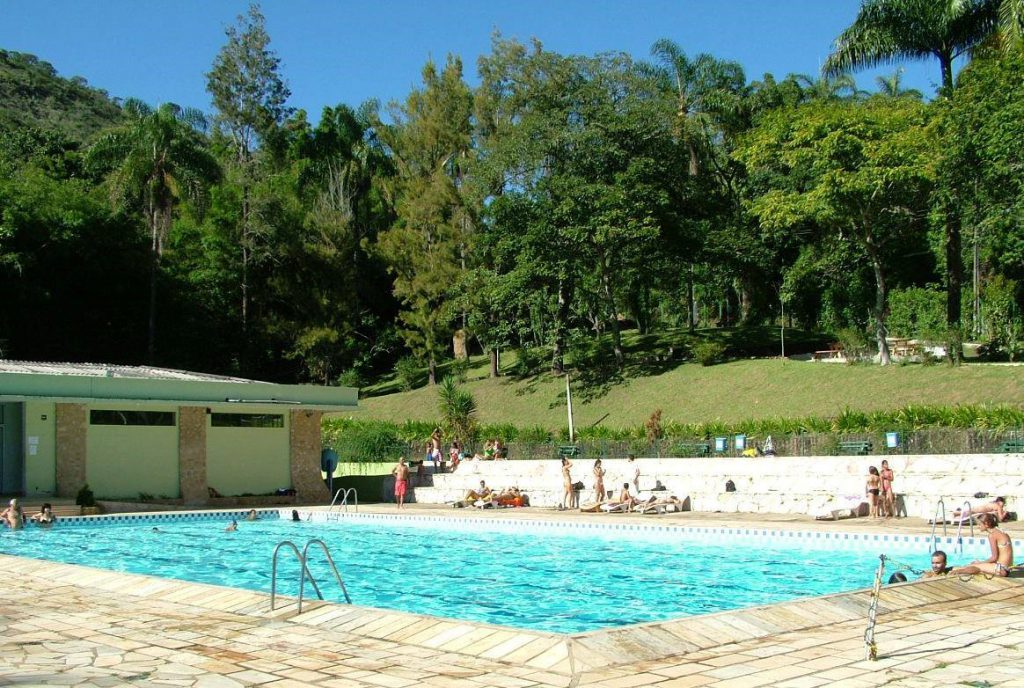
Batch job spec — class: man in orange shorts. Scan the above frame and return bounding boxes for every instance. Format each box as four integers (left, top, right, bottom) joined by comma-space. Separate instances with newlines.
392, 457, 409, 509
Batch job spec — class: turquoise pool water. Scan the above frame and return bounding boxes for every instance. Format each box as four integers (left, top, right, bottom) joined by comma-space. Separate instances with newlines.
1, 515, 972, 633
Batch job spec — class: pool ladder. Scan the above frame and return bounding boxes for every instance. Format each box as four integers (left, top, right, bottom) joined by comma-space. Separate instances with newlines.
327, 488, 358, 521
270, 538, 351, 614
928, 498, 974, 554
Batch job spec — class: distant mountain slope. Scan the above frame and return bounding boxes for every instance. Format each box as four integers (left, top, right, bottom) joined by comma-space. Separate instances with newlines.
0, 49, 122, 141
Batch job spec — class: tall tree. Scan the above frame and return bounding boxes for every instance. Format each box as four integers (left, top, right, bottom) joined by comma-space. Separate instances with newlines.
648, 39, 745, 177
375, 57, 474, 385
823, 0, 1000, 362
736, 98, 934, 365
206, 2, 290, 343
87, 99, 220, 362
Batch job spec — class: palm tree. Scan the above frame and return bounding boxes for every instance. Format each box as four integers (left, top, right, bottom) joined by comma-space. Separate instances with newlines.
875, 68, 924, 98
999, 0, 1024, 46
823, 0, 999, 95
823, 0, 1000, 363
88, 100, 221, 363
791, 73, 867, 101
649, 38, 745, 176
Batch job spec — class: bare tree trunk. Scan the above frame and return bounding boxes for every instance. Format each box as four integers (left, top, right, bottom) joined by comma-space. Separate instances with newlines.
686, 266, 695, 332
945, 203, 963, 364
602, 270, 624, 367
489, 348, 499, 378
866, 234, 891, 366
428, 356, 437, 385
147, 203, 159, 365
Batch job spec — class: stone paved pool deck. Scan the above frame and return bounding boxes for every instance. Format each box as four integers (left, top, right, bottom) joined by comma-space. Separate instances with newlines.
2, 505, 1024, 687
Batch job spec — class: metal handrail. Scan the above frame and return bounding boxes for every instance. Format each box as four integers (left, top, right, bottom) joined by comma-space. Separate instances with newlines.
270, 540, 323, 613
928, 498, 947, 553
302, 538, 351, 604
327, 488, 358, 520
954, 500, 975, 554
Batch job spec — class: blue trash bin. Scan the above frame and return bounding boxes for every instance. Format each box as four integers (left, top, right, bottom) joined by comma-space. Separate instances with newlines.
714, 437, 728, 452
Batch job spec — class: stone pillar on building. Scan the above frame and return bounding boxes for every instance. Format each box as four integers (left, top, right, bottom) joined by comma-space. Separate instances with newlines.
290, 409, 329, 503
55, 403, 87, 498
178, 406, 208, 505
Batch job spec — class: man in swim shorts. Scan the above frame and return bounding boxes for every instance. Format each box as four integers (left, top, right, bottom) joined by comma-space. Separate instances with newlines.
393, 457, 409, 508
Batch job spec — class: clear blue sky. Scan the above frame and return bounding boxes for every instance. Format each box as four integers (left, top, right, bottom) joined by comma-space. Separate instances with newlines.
2, 1, 947, 120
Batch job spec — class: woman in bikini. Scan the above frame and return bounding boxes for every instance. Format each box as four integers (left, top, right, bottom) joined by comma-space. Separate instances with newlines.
952, 513, 1013, 577
879, 460, 895, 518
592, 459, 606, 503
865, 466, 881, 519
560, 457, 574, 510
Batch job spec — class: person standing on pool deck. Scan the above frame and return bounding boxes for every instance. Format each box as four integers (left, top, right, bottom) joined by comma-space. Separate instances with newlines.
952, 513, 1013, 577
627, 455, 640, 493
393, 457, 410, 509
593, 459, 606, 503
865, 466, 881, 519
880, 460, 895, 518
560, 457, 574, 510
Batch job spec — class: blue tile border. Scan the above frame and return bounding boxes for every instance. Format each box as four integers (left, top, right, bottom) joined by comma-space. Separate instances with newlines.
23, 508, 281, 529
305, 510, 1024, 553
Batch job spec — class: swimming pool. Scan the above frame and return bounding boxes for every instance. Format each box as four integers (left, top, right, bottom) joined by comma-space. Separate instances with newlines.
0, 511, 997, 634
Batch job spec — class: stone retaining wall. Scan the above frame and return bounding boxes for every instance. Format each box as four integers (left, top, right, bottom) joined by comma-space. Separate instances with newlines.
407, 453, 1023, 517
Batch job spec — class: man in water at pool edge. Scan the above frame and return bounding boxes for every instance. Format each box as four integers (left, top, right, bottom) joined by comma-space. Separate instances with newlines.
921, 550, 951, 578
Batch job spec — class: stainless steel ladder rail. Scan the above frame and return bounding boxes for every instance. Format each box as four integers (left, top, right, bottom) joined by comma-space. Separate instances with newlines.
270, 540, 324, 612
928, 498, 947, 553
327, 487, 358, 521
302, 538, 352, 604
954, 500, 974, 555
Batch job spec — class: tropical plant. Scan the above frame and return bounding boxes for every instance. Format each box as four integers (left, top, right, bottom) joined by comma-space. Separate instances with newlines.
648, 38, 745, 176
875, 68, 923, 99
437, 375, 477, 441
823, 0, 999, 95
87, 99, 220, 362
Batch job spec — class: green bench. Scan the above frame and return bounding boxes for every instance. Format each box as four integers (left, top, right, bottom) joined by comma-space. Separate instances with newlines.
557, 445, 580, 458
996, 440, 1024, 453
674, 442, 711, 457
838, 440, 872, 456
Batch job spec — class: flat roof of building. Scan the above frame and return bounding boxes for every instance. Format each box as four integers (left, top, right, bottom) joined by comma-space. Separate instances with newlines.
0, 360, 358, 411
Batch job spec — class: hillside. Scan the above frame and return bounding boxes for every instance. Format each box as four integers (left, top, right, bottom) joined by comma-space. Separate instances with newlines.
0, 49, 122, 141
355, 357, 1024, 431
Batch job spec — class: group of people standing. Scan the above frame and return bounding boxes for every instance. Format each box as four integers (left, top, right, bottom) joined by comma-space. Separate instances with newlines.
560, 455, 641, 510
865, 460, 897, 518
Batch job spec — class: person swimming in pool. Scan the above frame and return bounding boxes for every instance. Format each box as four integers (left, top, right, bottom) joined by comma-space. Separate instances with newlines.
245, 509, 259, 521
225, 519, 238, 532
951, 513, 1013, 577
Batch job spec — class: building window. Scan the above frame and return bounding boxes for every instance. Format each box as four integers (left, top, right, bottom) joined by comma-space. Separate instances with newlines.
211, 413, 284, 428
90, 410, 176, 426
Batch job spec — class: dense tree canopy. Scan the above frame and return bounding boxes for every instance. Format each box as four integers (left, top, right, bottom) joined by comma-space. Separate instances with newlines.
1, 2, 1023, 380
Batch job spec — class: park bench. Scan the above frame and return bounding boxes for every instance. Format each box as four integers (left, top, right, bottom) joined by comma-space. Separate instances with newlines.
557, 445, 580, 458
837, 440, 872, 455
996, 439, 1024, 453
674, 442, 711, 457
813, 343, 844, 361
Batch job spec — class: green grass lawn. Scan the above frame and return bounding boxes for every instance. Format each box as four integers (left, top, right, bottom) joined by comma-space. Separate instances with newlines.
353, 350, 1024, 431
